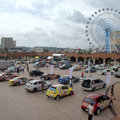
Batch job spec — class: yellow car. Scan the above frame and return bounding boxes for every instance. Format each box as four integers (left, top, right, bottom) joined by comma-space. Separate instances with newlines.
46, 84, 74, 100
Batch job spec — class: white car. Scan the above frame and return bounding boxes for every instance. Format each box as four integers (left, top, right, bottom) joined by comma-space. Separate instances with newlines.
25, 80, 52, 92
97, 69, 114, 75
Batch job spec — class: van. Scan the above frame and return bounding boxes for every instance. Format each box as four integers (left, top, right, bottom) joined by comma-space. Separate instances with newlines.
81, 78, 106, 91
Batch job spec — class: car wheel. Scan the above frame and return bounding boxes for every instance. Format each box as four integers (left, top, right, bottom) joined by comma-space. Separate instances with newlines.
102, 73, 104, 75
33, 88, 37, 92
92, 87, 96, 91
56, 95, 60, 101
16, 82, 20, 86
70, 91, 73, 95
96, 108, 101, 115
109, 101, 113, 107
2, 78, 5, 81
33, 74, 35, 77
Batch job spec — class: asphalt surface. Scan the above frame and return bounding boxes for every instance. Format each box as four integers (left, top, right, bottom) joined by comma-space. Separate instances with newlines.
0, 64, 119, 120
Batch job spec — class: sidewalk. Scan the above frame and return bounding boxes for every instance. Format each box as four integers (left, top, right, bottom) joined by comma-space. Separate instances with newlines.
106, 82, 120, 120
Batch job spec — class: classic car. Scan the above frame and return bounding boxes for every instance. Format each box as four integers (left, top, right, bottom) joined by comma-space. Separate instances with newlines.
58, 75, 80, 84
41, 73, 60, 80
29, 70, 44, 76
0, 73, 19, 81
81, 93, 113, 115
25, 80, 52, 92
9, 76, 33, 86
46, 84, 74, 100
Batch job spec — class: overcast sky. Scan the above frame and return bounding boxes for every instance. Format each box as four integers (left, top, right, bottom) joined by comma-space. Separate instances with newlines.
0, 0, 120, 49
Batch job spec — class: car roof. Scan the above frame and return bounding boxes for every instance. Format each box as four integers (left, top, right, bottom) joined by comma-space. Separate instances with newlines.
52, 84, 64, 87
28, 80, 42, 83
86, 93, 103, 99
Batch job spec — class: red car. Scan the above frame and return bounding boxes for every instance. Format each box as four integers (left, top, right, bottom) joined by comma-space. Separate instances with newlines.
0, 73, 19, 81
81, 93, 113, 115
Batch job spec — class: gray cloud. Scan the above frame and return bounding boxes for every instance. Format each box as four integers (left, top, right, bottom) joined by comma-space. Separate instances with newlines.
67, 10, 87, 23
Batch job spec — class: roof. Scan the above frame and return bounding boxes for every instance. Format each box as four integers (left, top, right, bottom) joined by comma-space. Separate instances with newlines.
52, 84, 64, 87
28, 79, 42, 83
86, 93, 103, 99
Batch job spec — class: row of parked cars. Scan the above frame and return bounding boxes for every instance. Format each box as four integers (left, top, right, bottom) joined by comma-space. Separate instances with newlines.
6, 74, 113, 115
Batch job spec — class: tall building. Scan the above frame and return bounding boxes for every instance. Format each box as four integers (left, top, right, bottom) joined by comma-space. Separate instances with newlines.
1, 37, 16, 50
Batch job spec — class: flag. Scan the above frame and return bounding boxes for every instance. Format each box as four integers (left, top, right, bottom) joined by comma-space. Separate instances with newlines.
50, 65, 54, 74
69, 68, 73, 78
106, 72, 111, 84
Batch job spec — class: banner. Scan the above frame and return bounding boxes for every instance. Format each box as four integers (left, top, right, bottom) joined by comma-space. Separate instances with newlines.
106, 72, 111, 84
50, 65, 54, 74
69, 68, 73, 78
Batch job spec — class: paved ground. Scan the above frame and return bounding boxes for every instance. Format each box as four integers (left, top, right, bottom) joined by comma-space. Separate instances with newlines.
108, 82, 120, 120
0, 64, 120, 120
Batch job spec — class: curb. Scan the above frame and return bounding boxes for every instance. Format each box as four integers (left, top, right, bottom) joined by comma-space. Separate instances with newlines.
105, 81, 120, 117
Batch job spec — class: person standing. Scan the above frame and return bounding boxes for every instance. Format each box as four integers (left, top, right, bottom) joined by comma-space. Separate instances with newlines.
87, 103, 94, 120
69, 79, 73, 88
111, 85, 116, 100
81, 71, 84, 77
41, 81, 44, 93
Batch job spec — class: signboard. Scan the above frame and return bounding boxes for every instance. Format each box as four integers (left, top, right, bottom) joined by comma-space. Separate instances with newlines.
50, 65, 54, 74
69, 68, 73, 78
106, 72, 111, 84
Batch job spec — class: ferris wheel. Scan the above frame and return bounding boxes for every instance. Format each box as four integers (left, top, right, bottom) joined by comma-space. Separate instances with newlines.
86, 8, 120, 53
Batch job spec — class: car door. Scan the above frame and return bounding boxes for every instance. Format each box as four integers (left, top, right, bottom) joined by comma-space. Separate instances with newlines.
94, 79, 101, 89
37, 81, 42, 90
43, 81, 48, 89
61, 86, 69, 96
98, 79, 104, 89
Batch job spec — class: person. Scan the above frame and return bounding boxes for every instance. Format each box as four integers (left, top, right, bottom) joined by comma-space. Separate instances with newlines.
111, 85, 116, 100
41, 81, 44, 92
27, 66, 29, 72
17, 67, 19, 73
69, 79, 73, 88
81, 71, 84, 77
87, 103, 94, 120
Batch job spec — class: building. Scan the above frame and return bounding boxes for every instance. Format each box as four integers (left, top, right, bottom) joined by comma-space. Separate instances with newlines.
29, 47, 44, 52
1, 37, 16, 50
111, 31, 120, 51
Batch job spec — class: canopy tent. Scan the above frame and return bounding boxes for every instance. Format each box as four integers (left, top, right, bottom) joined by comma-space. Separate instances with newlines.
35, 56, 39, 59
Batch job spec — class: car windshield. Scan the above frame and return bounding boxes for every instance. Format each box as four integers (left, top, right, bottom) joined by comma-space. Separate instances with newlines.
63, 75, 69, 79
49, 87, 56, 91
27, 82, 32, 85
83, 97, 95, 104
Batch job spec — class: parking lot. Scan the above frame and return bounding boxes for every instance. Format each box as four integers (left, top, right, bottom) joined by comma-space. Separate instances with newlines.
0, 64, 119, 120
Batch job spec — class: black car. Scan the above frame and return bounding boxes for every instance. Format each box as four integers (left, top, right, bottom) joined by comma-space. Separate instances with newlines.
114, 72, 120, 78
29, 70, 44, 76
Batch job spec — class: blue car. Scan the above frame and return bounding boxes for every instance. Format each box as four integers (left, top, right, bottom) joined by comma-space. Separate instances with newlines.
58, 75, 80, 84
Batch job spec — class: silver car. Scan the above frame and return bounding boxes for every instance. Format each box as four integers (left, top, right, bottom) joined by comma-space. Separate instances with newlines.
81, 78, 106, 91
25, 80, 52, 92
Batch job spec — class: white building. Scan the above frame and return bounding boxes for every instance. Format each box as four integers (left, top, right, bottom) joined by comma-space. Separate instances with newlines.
29, 47, 44, 52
